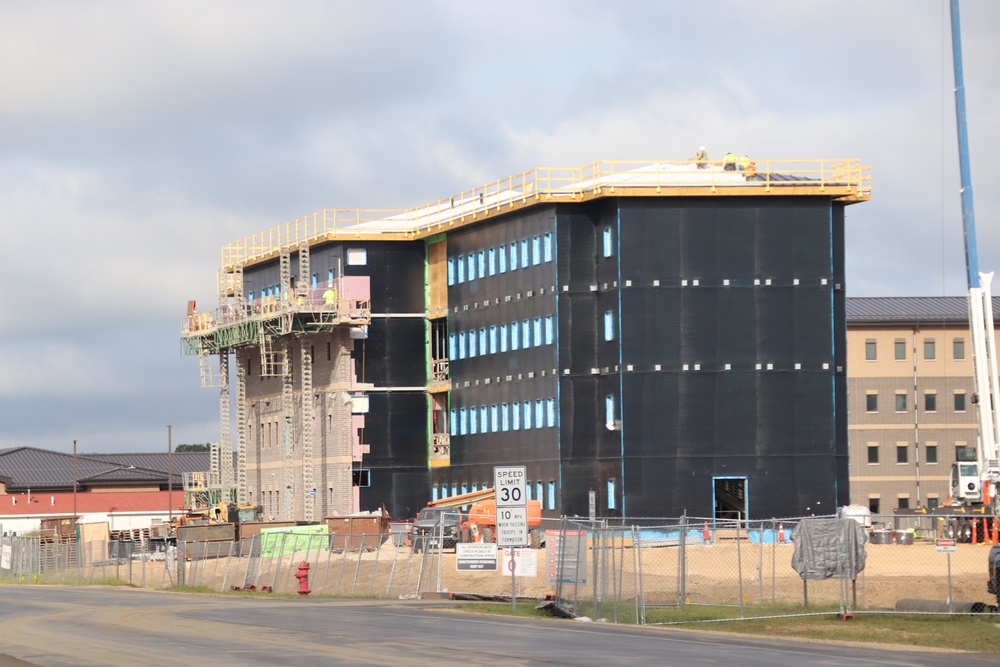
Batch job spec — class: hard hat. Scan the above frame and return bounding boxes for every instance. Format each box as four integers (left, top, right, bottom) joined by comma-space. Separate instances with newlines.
699, 146, 705, 151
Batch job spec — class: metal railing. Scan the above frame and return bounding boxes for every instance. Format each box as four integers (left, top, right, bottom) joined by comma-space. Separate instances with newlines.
219, 158, 872, 269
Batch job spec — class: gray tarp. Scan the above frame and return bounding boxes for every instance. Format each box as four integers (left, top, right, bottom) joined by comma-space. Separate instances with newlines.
791, 517, 868, 581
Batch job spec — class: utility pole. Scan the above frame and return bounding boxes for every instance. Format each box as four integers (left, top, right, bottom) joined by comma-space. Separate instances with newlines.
167, 425, 173, 524
72, 440, 78, 522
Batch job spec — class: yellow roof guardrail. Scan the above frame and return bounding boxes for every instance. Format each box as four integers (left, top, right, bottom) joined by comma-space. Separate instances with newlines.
221, 158, 870, 270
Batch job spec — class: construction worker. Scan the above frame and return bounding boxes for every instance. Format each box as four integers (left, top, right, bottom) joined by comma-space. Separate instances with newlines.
323, 285, 338, 308
744, 159, 757, 179
693, 146, 709, 169
723, 152, 737, 171
737, 154, 751, 171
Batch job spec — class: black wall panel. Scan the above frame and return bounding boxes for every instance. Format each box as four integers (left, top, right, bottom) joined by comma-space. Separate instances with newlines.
357, 318, 427, 387
345, 241, 426, 314
359, 391, 428, 517
563, 196, 847, 519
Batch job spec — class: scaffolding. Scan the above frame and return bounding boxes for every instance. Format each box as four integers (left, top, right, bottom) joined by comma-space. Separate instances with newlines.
181, 242, 372, 520
182, 443, 237, 510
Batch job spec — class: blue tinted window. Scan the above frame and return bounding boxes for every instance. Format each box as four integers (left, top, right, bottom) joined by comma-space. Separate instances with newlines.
512, 403, 520, 430
532, 235, 541, 265
447, 258, 455, 286
470, 406, 478, 434
467, 253, 475, 281
458, 332, 466, 359
448, 334, 456, 360
535, 399, 544, 428
522, 319, 530, 348
499, 245, 507, 273
533, 317, 543, 347
602, 227, 613, 258
501, 403, 510, 431
457, 258, 465, 283
480, 406, 488, 431
500, 324, 508, 352
547, 398, 557, 427
479, 328, 487, 354
524, 401, 532, 430
604, 310, 615, 341
521, 239, 529, 268
459, 408, 467, 435
478, 251, 486, 278
511, 321, 520, 351
543, 233, 553, 262
491, 404, 499, 432
489, 326, 497, 354
450, 409, 457, 436
545, 315, 554, 345
509, 242, 518, 270
488, 248, 496, 276
468, 329, 477, 357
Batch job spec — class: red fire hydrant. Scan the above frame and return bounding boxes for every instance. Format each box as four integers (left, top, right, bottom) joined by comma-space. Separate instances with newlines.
294, 561, 311, 595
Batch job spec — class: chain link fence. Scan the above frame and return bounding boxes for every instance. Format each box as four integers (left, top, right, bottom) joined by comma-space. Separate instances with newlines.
1, 510, 995, 623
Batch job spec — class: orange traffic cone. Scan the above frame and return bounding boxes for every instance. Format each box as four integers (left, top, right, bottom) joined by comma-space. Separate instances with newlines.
703, 521, 711, 544
993, 518, 998, 544
778, 523, 785, 543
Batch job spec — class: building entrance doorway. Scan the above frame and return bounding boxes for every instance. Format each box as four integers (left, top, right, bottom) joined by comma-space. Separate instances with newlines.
713, 477, 747, 521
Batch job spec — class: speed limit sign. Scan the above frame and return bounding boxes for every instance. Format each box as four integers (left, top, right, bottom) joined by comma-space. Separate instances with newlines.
493, 466, 526, 507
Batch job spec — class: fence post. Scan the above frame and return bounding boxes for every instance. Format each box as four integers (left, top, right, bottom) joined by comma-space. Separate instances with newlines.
678, 512, 687, 605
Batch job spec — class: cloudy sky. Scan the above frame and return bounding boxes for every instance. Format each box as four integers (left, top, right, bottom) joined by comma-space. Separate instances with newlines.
2, 0, 999, 454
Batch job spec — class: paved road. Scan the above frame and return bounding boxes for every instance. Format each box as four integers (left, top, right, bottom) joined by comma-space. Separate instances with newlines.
0, 586, 994, 667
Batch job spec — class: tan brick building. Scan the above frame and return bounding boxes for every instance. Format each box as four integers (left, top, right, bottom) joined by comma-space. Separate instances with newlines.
847, 297, 998, 513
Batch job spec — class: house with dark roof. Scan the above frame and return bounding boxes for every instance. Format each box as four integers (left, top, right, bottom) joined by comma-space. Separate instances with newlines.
0, 447, 210, 534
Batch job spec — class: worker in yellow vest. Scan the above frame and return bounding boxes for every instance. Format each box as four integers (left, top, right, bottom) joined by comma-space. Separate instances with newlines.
722, 152, 737, 171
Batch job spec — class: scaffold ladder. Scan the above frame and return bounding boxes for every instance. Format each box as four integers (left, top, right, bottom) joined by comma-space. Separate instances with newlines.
281, 341, 295, 521
236, 354, 248, 504
298, 241, 311, 301
218, 352, 231, 489
258, 328, 285, 377
197, 340, 220, 387
301, 338, 314, 521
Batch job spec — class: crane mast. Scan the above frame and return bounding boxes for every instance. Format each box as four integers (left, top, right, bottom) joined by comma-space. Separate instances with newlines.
948, 0, 1000, 510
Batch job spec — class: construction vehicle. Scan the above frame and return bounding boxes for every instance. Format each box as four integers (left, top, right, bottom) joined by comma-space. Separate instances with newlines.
408, 506, 462, 553
417, 487, 544, 549
171, 500, 264, 543
943, 1, 1000, 544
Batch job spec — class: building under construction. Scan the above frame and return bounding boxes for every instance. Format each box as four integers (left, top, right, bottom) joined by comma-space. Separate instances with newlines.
181, 158, 871, 522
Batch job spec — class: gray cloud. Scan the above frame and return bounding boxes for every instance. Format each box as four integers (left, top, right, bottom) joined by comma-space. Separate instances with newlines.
1, 0, 999, 452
